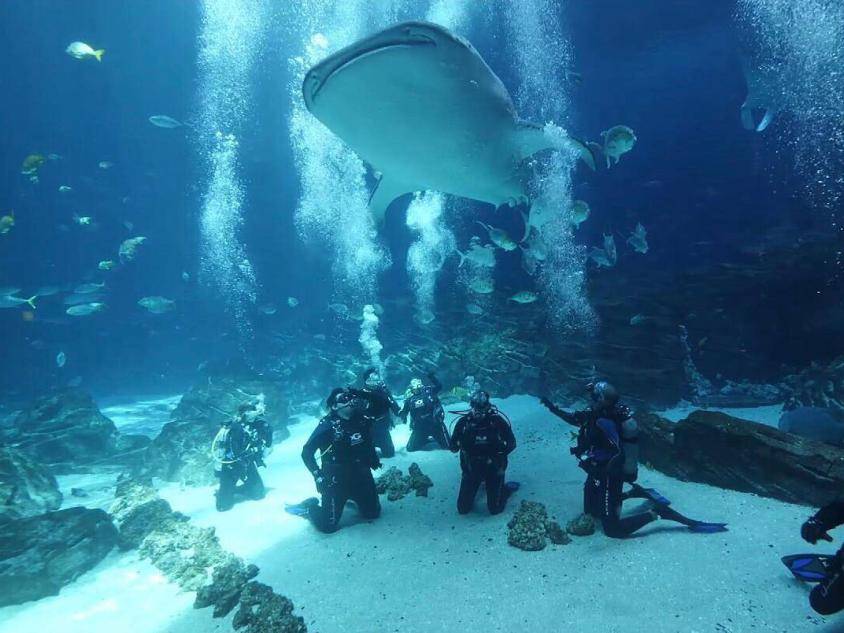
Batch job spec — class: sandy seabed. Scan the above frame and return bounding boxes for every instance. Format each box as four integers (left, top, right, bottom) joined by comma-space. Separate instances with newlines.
1, 395, 841, 633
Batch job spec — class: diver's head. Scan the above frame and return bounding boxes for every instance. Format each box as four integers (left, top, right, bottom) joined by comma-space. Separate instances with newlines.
365, 370, 384, 389
409, 378, 423, 391
588, 381, 619, 410
330, 388, 366, 420
236, 402, 257, 424
470, 390, 491, 414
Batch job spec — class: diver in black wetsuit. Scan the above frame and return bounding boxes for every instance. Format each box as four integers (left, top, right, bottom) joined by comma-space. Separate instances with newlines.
801, 501, 844, 615
360, 368, 401, 458
400, 373, 449, 452
290, 387, 382, 533
541, 382, 727, 537
213, 402, 273, 512
450, 391, 518, 515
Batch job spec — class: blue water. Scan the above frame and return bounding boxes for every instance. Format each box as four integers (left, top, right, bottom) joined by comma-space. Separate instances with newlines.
0, 0, 841, 402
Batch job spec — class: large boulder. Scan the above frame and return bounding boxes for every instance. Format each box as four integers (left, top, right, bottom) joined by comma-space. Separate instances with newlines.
2, 390, 119, 473
0, 507, 117, 606
637, 410, 844, 507
0, 447, 62, 521
143, 376, 291, 485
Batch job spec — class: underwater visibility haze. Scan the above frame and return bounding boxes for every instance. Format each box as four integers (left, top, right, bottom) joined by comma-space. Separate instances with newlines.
1, 1, 844, 632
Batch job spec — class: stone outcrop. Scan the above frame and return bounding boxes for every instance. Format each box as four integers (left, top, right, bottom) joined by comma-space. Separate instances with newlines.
1, 390, 119, 472
507, 500, 570, 551
0, 446, 62, 520
375, 463, 433, 501
637, 410, 844, 507
143, 375, 291, 485
0, 507, 117, 606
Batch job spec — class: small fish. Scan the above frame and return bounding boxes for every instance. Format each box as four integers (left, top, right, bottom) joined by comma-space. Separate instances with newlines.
259, 304, 277, 315
59, 185, 73, 193
287, 296, 299, 308
56, 351, 66, 368
456, 239, 496, 268
66, 302, 103, 316
66, 41, 105, 62
138, 296, 175, 314
73, 214, 93, 226
98, 260, 116, 271
123, 220, 134, 231
629, 314, 654, 326
35, 285, 60, 297
416, 309, 436, 325
21, 154, 45, 175
47, 153, 62, 161
0, 211, 14, 235
601, 125, 637, 168
148, 115, 183, 129
98, 161, 114, 170
570, 200, 590, 227
328, 303, 350, 317
119, 236, 147, 262
476, 221, 518, 251
469, 278, 494, 294
181, 271, 190, 283
564, 69, 583, 85
588, 247, 613, 268
74, 282, 105, 294
466, 303, 484, 315
603, 233, 618, 265
509, 291, 538, 304
627, 222, 649, 254
0, 294, 36, 310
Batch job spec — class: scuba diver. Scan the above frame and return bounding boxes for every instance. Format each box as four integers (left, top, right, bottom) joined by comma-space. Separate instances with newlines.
400, 373, 449, 451
540, 381, 727, 538
450, 390, 518, 515
286, 387, 382, 533
781, 500, 844, 615
360, 368, 401, 458
212, 402, 273, 512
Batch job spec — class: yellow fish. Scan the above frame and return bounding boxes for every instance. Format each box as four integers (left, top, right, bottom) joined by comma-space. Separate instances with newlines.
65, 41, 105, 62
0, 211, 14, 235
21, 154, 45, 175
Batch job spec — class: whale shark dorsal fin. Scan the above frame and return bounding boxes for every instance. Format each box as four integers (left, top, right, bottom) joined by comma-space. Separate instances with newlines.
368, 174, 413, 225
514, 122, 596, 170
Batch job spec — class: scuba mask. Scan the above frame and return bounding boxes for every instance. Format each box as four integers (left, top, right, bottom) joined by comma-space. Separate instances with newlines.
470, 390, 491, 413
409, 378, 423, 391
588, 381, 619, 408
365, 372, 384, 389
333, 391, 366, 417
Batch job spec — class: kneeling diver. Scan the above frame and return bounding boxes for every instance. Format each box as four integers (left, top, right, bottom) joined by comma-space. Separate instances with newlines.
287, 387, 382, 533
781, 501, 844, 615
541, 382, 727, 538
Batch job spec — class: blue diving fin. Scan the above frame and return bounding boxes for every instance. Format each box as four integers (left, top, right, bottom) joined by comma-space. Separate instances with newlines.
782, 554, 836, 583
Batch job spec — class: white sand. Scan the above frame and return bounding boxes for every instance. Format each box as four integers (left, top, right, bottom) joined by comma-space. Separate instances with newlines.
3, 395, 842, 633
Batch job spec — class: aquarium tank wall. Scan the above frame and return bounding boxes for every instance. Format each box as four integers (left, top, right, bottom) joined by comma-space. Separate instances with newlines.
1, 1, 843, 632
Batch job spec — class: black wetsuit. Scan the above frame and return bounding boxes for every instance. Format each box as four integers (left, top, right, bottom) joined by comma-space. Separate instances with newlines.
301, 412, 381, 533
400, 376, 449, 452
361, 380, 400, 458
543, 400, 653, 538
216, 417, 272, 512
807, 501, 844, 615
450, 408, 517, 515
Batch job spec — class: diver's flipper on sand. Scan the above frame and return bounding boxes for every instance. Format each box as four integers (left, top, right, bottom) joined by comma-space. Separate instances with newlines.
782, 554, 836, 583
624, 483, 671, 506
654, 504, 727, 533
284, 497, 319, 518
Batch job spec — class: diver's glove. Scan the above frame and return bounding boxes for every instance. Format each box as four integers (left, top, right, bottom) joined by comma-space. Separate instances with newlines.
312, 469, 334, 494
802, 516, 834, 545
371, 458, 383, 471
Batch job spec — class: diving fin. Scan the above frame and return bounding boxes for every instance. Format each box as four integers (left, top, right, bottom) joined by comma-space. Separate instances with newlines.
654, 504, 727, 533
284, 497, 319, 518
505, 481, 521, 493
624, 483, 671, 506
782, 554, 836, 583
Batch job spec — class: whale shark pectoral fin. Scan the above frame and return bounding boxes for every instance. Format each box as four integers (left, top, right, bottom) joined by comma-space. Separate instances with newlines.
756, 109, 775, 132
368, 174, 413, 225
740, 101, 756, 130
514, 122, 596, 170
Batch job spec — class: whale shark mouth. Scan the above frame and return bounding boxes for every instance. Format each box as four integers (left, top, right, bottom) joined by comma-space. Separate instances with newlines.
303, 32, 436, 109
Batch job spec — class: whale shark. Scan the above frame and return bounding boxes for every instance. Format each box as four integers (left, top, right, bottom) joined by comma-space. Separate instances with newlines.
302, 21, 596, 223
